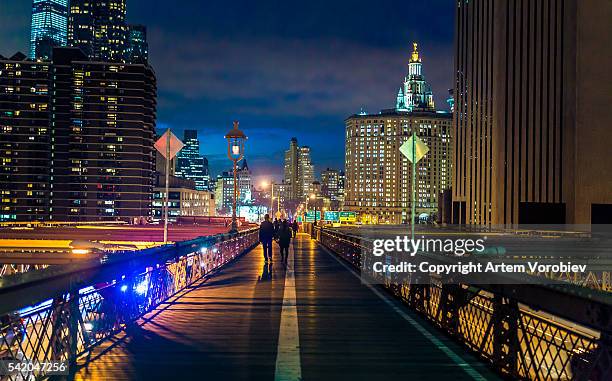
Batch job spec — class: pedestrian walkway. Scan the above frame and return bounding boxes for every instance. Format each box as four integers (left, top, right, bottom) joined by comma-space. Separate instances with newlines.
75, 234, 500, 380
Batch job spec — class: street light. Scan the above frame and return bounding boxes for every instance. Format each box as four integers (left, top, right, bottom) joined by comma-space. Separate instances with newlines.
309, 193, 317, 226
225, 121, 247, 233
261, 180, 276, 219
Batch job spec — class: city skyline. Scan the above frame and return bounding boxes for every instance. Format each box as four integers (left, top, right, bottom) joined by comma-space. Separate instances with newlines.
0, 0, 455, 181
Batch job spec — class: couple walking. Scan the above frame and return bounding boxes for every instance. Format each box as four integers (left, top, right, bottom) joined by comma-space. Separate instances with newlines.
259, 214, 293, 263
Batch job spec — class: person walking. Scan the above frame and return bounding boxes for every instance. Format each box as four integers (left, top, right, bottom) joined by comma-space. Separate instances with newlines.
277, 220, 292, 263
259, 214, 275, 262
292, 219, 299, 237
273, 218, 280, 238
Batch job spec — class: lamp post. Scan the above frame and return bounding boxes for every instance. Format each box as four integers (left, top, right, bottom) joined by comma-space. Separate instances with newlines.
310, 193, 316, 226
225, 121, 247, 233
261, 180, 276, 220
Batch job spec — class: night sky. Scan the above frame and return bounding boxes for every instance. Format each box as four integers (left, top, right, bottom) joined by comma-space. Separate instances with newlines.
0, 0, 455, 183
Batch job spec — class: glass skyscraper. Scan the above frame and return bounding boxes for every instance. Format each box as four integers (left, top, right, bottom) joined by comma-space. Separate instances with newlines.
175, 130, 210, 191
128, 25, 149, 64
29, 0, 68, 60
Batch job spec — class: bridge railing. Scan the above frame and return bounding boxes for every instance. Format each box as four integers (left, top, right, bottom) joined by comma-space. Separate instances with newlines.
0, 227, 259, 380
315, 227, 612, 381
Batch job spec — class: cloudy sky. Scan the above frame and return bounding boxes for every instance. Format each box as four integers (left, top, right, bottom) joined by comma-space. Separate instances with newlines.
0, 0, 455, 183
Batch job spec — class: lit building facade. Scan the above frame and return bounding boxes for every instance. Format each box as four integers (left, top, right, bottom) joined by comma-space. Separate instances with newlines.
68, 0, 128, 62
175, 130, 210, 191
321, 168, 345, 209
453, 0, 612, 225
29, 0, 69, 60
0, 47, 157, 222
345, 111, 452, 224
153, 187, 215, 222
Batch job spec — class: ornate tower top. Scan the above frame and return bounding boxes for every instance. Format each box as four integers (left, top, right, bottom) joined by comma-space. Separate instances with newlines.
396, 41, 434, 112
410, 42, 420, 63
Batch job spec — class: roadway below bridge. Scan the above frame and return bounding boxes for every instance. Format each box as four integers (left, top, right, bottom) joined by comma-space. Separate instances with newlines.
75, 234, 499, 381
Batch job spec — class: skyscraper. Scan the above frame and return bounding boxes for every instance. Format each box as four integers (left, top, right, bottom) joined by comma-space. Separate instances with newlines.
0, 47, 157, 221
283, 138, 314, 201
29, 0, 69, 60
453, 0, 612, 225
175, 130, 210, 191
0, 54, 51, 221
345, 43, 452, 224
284, 138, 300, 200
298, 146, 314, 198
68, 0, 128, 62
127, 24, 148, 64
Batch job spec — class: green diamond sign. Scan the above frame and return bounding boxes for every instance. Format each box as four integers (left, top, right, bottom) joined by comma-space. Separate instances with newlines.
400, 134, 429, 163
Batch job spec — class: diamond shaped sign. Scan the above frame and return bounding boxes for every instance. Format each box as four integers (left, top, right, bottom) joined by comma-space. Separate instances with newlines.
155, 130, 184, 160
400, 134, 429, 164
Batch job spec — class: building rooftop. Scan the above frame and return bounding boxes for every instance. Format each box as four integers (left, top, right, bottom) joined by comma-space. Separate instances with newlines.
345, 108, 452, 121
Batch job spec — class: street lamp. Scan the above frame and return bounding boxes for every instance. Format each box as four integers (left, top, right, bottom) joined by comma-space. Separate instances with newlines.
261, 180, 276, 219
225, 121, 247, 233
310, 193, 316, 226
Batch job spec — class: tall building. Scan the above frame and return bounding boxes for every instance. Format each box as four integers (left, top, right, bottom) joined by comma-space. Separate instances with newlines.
175, 130, 210, 191
29, 0, 69, 60
68, 0, 128, 62
283, 138, 314, 201
396, 43, 435, 112
284, 138, 300, 200
299, 146, 314, 198
0, 47, 157, 222
453, 0, 612, 225
127, 24, 148, 64
0, 54, 52, 221
345, 43, 452, 224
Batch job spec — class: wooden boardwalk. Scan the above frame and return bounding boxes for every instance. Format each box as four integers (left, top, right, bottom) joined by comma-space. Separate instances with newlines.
75, 234, 499, 381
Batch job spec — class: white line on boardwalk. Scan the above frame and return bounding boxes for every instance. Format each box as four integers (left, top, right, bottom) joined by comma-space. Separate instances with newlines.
274, 243, 302, 381
320, 244, 488, 381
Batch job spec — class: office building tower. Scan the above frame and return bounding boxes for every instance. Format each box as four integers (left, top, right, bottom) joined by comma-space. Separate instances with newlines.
127, 24, 148, 64
283, 138, 315, 201
29, 0, 69, 60
175, 130, 210, 191
453, 0, 612, 225
345, 43, 452, 224
68, 0, 128, 62
0, 47, 157, 222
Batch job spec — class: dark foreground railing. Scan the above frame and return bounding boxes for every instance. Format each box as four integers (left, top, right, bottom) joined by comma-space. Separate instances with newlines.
0, 228, 258, 380
315, 227, 612, 381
